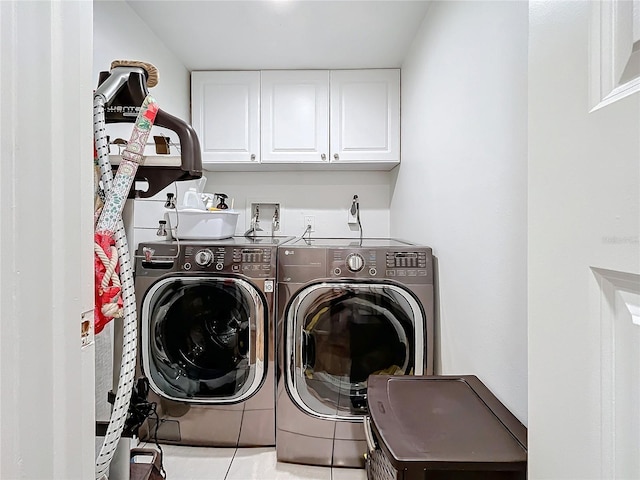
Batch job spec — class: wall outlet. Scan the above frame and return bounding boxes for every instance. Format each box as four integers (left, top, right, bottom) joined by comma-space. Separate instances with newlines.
348, 195, 359, 225
81, 309, 94, 349
304, 215, 315, 232
348, 209, 358, 225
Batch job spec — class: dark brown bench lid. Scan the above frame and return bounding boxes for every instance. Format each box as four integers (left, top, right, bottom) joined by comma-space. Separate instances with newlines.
367, 375, 527, 471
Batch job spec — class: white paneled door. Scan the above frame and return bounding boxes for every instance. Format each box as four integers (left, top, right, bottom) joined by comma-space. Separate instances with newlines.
529, 1, 640, 479
0, 1, 94, 479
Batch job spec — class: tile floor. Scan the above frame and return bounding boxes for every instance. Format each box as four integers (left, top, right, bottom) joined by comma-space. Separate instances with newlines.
137, 444, 367, 480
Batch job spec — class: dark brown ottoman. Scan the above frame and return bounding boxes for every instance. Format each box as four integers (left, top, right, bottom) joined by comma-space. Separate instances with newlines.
365, 375, 527, 480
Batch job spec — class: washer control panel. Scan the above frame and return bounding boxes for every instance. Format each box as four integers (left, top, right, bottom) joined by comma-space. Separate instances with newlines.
232, 247, 273, 276
329, 248, 432, 283
182, 245, 274, 278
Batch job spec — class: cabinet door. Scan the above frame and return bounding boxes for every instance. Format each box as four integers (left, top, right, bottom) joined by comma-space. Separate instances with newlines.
330, 69, 400, 164
261, 70, 329, 164
191, 71, 260, 165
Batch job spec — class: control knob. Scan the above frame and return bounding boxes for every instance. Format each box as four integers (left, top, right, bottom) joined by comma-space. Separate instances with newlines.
194, 249, 214, 267
346, 253, 365, 272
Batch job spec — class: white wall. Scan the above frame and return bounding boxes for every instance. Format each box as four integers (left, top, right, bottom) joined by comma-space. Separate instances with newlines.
93, 0, 190, 149
93, 0, 392, 246
0, 1, 94, 478
93, 0, 393, 416
126, 171, 391, 254
93, 0, 193, 421
393, 1, 528, 423
201, 171, 390, 239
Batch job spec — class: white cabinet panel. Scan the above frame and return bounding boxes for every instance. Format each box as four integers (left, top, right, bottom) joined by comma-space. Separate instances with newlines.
330, 69, 400, 164
191, 69, 400, 170
261, 70, 329, 163
191, 71, 260, 165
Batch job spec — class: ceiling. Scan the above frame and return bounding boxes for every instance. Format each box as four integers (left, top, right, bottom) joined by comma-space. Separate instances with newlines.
125, 0, 431, 71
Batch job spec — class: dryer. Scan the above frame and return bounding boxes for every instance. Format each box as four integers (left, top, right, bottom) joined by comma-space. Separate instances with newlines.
134, 236, 292, 447
276, 238, 434, 467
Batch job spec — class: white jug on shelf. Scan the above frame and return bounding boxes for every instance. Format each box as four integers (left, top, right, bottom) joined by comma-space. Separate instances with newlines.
181, 187, 205, 210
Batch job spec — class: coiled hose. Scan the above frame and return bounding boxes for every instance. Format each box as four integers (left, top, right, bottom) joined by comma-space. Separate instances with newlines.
93, 95, 140, 479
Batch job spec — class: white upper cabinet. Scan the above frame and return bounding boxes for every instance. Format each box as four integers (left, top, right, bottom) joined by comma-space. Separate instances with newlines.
191, 71, 260, 165
190, 69, 400, 170
261, 70, 330, 164
330, 69, 400, 165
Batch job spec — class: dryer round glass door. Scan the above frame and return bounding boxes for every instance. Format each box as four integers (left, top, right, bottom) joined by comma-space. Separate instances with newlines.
284, 282, 425, 421
141, 276, 267, 404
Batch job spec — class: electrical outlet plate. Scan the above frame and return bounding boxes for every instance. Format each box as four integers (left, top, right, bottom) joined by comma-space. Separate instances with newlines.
81, 309, 94, 349
304, 215, 315, 232
348, 195, 359, 225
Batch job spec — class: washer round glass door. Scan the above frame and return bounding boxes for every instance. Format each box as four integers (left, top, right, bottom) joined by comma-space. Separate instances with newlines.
141, 276, 266, 404
285, 281, 424, 421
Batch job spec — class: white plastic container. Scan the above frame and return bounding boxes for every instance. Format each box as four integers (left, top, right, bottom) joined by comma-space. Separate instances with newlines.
181, 187, 206, 210
166, 209, 239, 240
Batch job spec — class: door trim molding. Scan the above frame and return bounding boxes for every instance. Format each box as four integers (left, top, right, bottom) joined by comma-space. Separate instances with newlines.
589, 0, 640, 111
592, 267, 640, 478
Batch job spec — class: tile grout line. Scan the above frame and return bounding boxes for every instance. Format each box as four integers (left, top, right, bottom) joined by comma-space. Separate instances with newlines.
330, 420, 337, 480
224, 407, 245, 480
223, 446, 239, 480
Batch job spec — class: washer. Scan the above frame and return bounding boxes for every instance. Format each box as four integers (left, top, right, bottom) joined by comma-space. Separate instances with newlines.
276, 238, 434, 467
134, 236, 293, 447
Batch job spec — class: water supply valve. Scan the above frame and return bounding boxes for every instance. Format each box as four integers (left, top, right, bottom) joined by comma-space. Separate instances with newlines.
164, 193, 176, 209
156, 220, 167, 237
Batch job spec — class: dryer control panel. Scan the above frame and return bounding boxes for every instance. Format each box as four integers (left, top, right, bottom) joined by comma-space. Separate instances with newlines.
328, 248, 433, 284
386, 252, 429, 269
